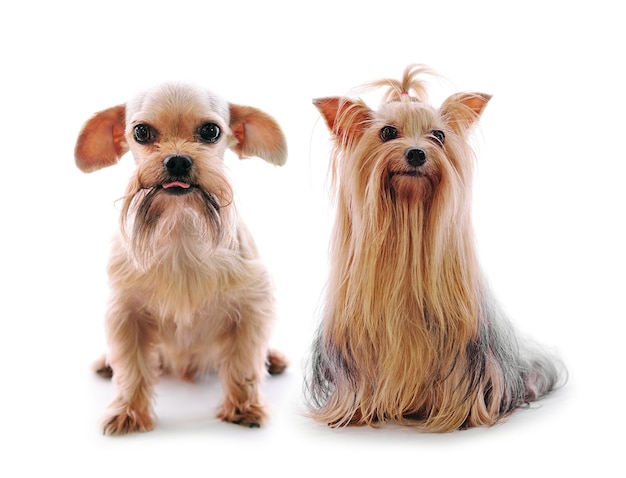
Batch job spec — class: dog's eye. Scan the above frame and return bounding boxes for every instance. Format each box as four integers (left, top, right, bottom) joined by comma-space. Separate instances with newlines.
380, 125, 399, 142
199, 123, 221, 143
430, 129, 445, 146
133, 124, 156, 144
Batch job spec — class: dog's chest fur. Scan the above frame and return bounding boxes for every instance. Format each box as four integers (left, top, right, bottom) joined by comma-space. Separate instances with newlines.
109, 209, 261, 330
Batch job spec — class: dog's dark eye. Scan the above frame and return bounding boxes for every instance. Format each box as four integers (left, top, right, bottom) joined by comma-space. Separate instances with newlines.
380, 125, 399, 142
431, 129, 445, 146
199, 123, 221, 143
133, 124, 156, 144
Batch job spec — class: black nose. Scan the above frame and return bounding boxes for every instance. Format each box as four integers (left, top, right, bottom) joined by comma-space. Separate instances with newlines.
405, 148, 427, 167
164, 155, 192, 176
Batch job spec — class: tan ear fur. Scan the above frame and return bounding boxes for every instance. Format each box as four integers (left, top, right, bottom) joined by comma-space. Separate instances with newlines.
229, 104, 287, 166
440, 92, 491, 134
313, 97, 373, 143
74, 105, 128, 173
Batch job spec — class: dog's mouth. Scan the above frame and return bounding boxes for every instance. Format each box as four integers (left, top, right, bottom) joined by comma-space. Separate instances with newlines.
160, 181, 194, 195
389, 170, 425, 178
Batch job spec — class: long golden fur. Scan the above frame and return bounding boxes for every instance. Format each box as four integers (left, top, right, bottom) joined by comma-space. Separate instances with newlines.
306, 65, 565, 431
75, 83, 288, 435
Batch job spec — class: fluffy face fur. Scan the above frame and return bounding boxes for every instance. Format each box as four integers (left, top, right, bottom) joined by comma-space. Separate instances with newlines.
75, 83, 288, 435
306, 65, 565, 431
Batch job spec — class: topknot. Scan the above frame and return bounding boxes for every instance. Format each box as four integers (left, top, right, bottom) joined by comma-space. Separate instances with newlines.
362, 64, 436, 104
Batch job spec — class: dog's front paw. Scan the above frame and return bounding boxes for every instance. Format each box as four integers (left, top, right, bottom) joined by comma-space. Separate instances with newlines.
217, 402, 266, 428
103, 407, 155, 436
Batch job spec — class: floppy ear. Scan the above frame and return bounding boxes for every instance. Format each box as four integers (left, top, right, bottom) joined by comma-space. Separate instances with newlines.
74, 105, 128, 173
228, 104, 287, 166
313, 97, 373, 145
440, 92, 491, 135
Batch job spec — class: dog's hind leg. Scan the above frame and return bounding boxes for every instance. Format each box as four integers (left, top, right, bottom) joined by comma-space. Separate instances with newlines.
266, 349, 288, 375
92, 354, 113, 379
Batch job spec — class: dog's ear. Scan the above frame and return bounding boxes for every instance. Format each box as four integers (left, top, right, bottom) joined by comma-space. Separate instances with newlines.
313, 97, 372, 144
228, 104, 287, 166
440, 93, 491, 135
75, 105, 128, 173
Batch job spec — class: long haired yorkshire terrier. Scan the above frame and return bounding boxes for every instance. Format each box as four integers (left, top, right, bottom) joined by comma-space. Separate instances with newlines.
75, 83, 288, 435
307, 65, 565, 432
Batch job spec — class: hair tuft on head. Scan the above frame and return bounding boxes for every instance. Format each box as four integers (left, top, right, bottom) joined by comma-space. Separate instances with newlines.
357, 64, 437, 104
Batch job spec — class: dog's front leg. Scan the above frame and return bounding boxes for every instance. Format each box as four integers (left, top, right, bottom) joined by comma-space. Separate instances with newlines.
217, 362, 266, 428
216, 315, 268, 427
102, 299, 159, 435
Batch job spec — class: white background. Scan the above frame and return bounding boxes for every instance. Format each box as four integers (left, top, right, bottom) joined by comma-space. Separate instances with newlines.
1, 1, 623, 476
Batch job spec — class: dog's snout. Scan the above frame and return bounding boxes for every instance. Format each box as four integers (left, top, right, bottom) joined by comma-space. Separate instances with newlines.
405, 148, 427, 168
164, 155, 193, 177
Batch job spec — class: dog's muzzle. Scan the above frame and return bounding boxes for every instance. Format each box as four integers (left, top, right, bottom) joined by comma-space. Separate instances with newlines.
405, 148, 427, 168
162, 155, 193, 194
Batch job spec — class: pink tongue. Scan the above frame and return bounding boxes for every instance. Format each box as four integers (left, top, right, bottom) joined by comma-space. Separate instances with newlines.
162, 181, 190, 189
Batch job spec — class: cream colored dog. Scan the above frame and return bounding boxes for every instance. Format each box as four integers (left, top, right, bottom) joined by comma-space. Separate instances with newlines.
75, 83, 288, 435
